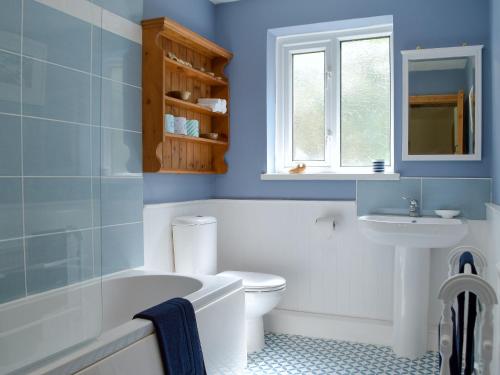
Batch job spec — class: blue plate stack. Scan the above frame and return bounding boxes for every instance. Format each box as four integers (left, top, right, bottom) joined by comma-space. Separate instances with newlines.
372, 160, 385, 173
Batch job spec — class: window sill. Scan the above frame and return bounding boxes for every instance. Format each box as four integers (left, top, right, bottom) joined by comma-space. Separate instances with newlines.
260, 172, 400, 181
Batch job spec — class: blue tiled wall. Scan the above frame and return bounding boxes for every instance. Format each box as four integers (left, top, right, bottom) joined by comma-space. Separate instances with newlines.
357, 178, 491, 220
0, 0, 143, 304
93, 0, 143, 25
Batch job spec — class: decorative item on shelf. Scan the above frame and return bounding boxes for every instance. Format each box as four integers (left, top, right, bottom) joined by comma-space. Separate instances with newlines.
198, 67, 206, 72
289, 163, 306, 174
207, 72, 215, 77
186, 120, 200, 137
168, 90, 191, 101
197, 98, 227, 114
372, 160, 385, 173
164, 114, 175, 133
435, 210, 461, 219
200, 132, 219, 140
166, 52, 193, 67
174, 117, 187, 135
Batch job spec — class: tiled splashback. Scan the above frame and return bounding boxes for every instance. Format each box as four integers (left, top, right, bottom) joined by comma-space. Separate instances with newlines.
357, 178, 492, 220
0, 0, 143, 304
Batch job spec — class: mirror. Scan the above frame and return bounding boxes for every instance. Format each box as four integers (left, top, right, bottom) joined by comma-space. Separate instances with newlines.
402, 46, 482, 160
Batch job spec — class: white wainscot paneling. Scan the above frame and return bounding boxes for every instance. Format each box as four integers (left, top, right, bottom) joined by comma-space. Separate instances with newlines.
143, 199, 488, 349
216, 200, 394, 321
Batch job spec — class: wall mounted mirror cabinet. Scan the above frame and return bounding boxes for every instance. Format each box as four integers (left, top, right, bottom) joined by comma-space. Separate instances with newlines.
402, 45, 483, 161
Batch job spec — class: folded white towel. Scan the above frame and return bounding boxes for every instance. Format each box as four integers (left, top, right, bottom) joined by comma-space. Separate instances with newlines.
197, 98, 227, 114
198, 98, 226, 104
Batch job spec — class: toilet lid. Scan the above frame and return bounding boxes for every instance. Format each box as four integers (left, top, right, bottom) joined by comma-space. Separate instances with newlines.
219, 271, 286, 292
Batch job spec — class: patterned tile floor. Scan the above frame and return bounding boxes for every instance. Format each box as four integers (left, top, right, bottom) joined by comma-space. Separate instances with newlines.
245, 333, 439, 374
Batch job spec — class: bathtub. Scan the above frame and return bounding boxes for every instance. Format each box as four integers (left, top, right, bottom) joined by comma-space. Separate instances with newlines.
1, 269, 246, 375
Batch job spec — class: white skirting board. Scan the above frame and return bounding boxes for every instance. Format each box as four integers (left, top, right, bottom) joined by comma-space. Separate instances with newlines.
264, 308, 439, 352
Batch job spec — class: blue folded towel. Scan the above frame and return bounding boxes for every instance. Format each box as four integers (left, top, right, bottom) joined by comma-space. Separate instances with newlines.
134, 297, 207, 375
457, 252, 477, 375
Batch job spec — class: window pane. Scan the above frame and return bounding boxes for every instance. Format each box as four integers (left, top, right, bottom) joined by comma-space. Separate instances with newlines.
341, 37, 391, 166
292, 51, 325, 161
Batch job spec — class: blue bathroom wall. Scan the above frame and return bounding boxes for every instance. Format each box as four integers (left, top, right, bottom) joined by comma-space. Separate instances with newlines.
142, 0, 217, 204
0, 0, 144, 304
143, 0, 216, 39
213, 0, 491, 200
492, 0, 500, 204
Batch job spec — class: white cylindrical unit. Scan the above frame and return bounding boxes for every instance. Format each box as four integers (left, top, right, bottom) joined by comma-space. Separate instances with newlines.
172, 216, 217, 275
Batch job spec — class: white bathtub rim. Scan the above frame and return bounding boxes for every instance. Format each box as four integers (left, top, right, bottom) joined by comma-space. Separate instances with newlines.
15, 268, 243, 375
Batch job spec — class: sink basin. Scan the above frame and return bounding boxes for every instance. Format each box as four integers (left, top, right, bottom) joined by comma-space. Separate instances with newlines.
358, 215, 468, 248
358, 214, 468, 360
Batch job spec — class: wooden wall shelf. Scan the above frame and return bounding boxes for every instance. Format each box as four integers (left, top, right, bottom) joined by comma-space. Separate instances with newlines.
164, 132, 228, 146
164, 57, 228, 86
164, 96, 227, 117
142, 17, 233, 174
158, 168, 217, 174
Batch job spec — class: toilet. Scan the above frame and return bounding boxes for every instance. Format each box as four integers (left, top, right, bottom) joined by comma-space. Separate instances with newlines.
172, 216, 286, 353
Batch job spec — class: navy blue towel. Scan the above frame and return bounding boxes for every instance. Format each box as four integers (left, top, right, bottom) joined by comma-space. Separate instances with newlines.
457, 252, 477, 375
134, 297, 207, 375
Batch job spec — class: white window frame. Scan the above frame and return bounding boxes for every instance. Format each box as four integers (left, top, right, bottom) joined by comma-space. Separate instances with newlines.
281, 41, 333, 168
275, 23, 394, 174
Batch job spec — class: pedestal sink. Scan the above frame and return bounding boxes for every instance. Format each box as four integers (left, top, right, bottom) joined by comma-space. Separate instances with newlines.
358, 215, 468, 359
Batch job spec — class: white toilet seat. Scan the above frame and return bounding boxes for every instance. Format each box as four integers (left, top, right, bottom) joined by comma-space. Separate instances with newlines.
218, 271, 286, 292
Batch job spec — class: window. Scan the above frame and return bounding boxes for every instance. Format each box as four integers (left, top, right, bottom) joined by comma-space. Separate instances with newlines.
275, 24, 393, 173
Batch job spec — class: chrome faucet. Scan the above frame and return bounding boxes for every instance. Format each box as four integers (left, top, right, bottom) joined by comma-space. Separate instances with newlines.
402, 196, 420, 217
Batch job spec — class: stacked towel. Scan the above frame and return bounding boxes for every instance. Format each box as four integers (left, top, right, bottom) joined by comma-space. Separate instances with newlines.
164, 114, 175, 133
197, 98, 227, 114
134, 297, 207, 375
174, 117, 187, 135
186, 120, 200, 137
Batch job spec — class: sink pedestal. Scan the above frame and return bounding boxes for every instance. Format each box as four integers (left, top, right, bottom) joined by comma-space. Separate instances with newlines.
392, 246, 430, 359
358, 215, 468, 360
